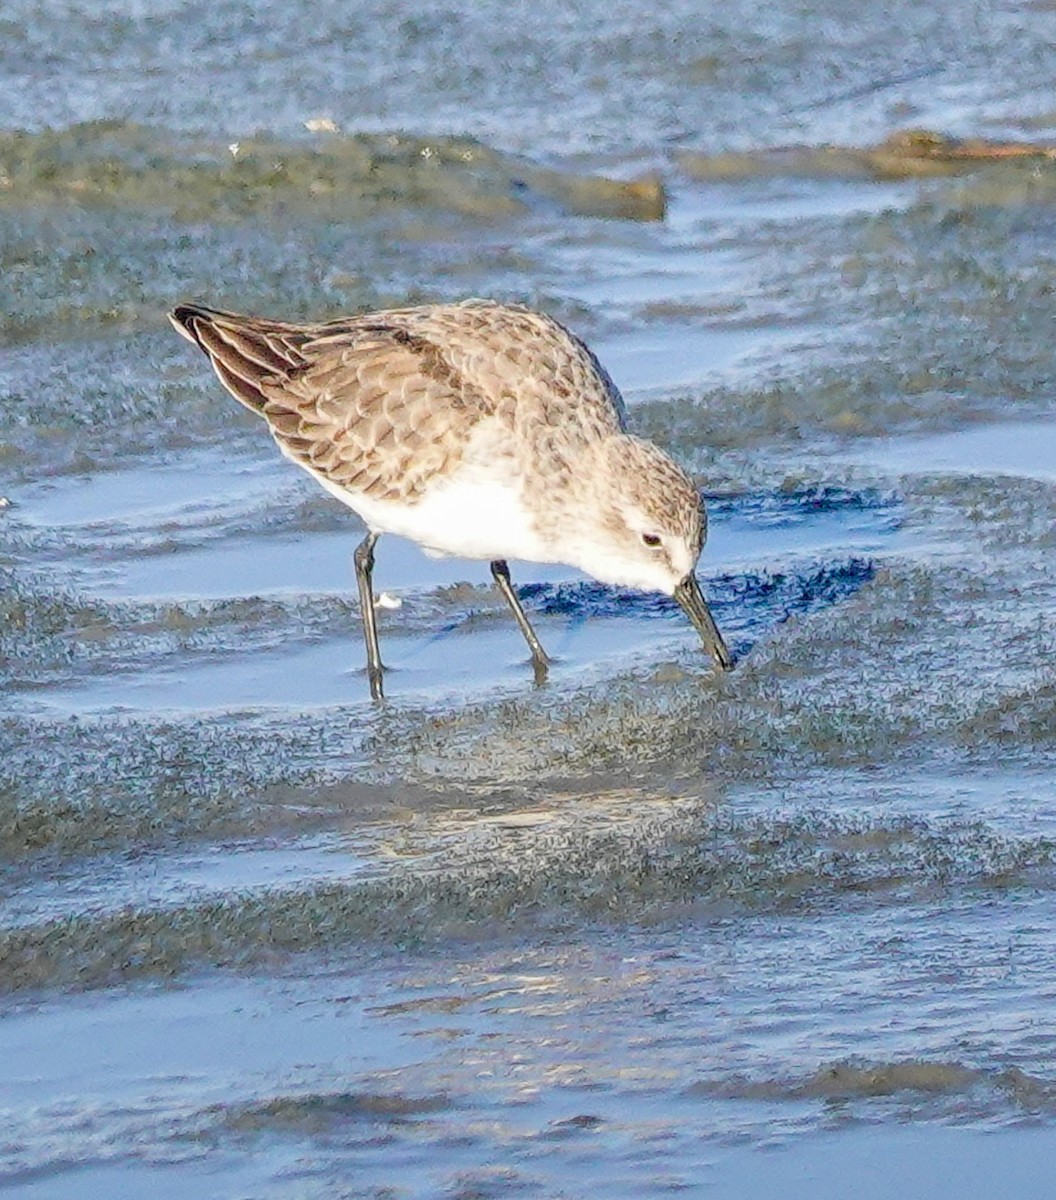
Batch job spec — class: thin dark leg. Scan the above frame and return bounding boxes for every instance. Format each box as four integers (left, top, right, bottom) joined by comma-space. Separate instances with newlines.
354, 532, 384, 700
490, 559, 550, 685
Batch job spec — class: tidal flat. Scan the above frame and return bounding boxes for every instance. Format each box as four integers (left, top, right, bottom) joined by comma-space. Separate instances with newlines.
3, 1, 1056, 1196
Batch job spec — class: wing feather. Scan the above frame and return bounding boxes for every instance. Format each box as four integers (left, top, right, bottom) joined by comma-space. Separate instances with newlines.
169, 304, 493, 502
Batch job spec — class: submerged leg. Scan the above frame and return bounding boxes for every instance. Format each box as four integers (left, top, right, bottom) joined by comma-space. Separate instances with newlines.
354, 532, 384, 700
490, 559, 551, 685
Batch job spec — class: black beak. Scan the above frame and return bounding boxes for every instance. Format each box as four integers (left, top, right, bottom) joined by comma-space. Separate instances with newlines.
673, 573, 733, 670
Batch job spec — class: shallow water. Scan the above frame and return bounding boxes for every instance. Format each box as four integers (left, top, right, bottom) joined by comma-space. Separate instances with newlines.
3, 1, 1056, 1195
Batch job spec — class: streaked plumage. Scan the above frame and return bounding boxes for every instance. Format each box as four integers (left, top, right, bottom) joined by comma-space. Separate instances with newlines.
170, 298, 731, 697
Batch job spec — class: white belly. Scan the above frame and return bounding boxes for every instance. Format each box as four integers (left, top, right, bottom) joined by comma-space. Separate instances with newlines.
305, 460, 552, 564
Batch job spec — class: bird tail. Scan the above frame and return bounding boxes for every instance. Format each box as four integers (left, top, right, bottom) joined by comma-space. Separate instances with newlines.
169, 304, 310, 415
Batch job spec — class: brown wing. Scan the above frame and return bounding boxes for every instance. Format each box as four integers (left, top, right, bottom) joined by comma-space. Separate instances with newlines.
169, 305, 493, 502
170, 304, 316, 406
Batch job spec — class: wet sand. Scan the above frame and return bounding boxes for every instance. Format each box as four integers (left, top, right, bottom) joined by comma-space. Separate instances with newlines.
4, 0, 1056, 1194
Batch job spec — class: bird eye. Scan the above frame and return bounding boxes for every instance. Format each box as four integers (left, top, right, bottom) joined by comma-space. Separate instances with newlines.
641, 533, 662, 548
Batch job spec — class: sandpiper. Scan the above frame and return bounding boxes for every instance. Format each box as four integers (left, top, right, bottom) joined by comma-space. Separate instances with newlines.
169, 298, 732, 698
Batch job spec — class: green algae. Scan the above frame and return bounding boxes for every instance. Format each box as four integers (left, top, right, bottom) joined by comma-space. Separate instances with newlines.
2, 802, 1052, 993
0, 120, 665, 223
633, 200, 1056, 458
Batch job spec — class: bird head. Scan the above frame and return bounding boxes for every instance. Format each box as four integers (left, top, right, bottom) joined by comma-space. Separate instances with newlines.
564, 435, 732, 670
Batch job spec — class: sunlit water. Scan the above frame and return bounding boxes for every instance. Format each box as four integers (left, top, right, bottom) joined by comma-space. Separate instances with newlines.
3, 1, 1056, 1196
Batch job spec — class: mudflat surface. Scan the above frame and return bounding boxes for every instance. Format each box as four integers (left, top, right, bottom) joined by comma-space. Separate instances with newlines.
3, 2, 1056, 1195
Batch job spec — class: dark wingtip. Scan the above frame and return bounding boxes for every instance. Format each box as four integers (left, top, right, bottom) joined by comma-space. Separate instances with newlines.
169, 302, 238, 345
168, 303, 208, 345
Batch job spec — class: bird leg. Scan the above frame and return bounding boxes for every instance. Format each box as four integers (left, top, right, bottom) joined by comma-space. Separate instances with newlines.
354, 532, 384, 700
490, 559, 550, 684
